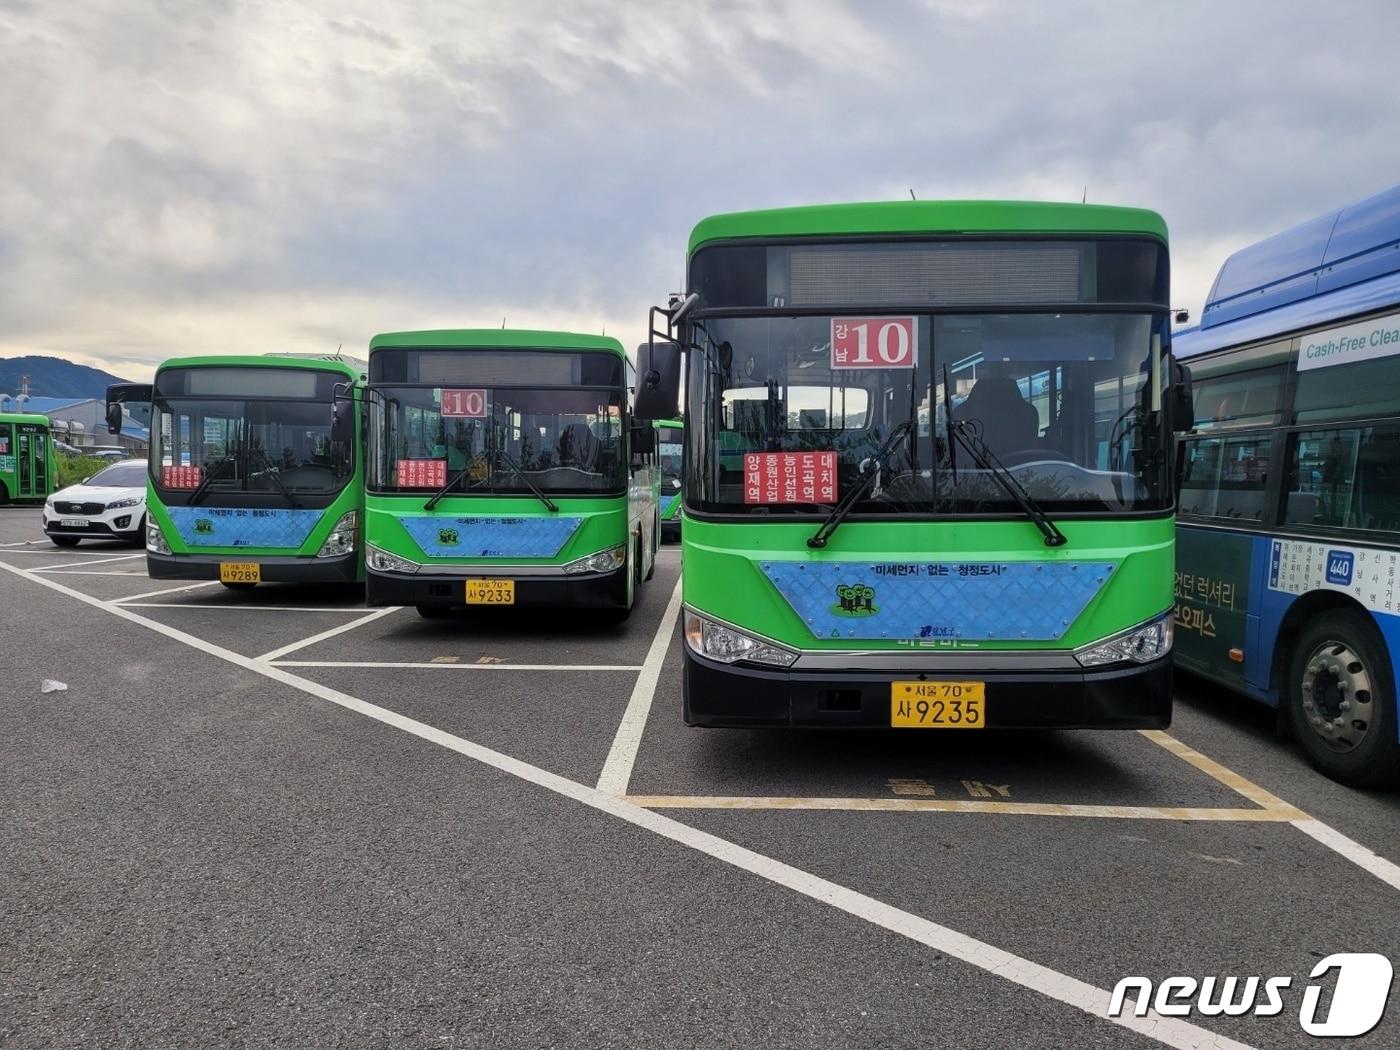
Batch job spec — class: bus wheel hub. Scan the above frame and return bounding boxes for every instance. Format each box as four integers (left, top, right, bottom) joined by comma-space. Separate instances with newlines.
1300, 642, 1372, 752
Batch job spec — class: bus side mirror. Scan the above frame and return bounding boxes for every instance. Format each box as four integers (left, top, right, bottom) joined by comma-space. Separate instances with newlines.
105, 403, 123, 435
331, 385, 355, 445
1170, 359, 1194, 432
105, 383, 153, 434
630, 420, 655, 456
633, 340, 681, 421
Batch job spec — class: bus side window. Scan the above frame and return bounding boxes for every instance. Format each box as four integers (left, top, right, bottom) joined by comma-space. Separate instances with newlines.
1179, 434, 1271, 522
1284, 424, 1400, 533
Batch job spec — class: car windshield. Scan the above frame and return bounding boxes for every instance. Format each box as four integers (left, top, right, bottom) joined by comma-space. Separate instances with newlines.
88, 463, 147, 487
369, 386, 625, 494
685, 312, 1171, 516
149, 397, 352, 494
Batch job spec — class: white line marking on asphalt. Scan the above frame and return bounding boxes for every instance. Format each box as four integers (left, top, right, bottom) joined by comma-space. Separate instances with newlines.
30, 553, 145, 571
0, 540, 37, 546
596, 577, 684, 795
0, 558, 1253, 1050
35, 569, 147, 576
127, 603, 371, 613
1291, 819, 1400, 892
110, 581, 222, 603
0, 547, 136, 556
254, 607, 398, 662
271, 660, 643, 671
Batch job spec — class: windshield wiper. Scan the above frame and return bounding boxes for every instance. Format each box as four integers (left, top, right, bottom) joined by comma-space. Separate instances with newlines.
495, 448, 559, 513
187, 454, 237, 505
424, 465, 473, 511
807, 420, 913, 549
946, 420, 1067, 548
250, 449, 301, 509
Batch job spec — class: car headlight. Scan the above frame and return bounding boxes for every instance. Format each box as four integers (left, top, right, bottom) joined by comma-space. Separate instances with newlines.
562, 545, 626, 575
683, 610, 799, 668
317, 511, 358, 558
106, 497, 142, 510
1074, 612, 1173, 668
367, 543, 418, 574
146, 517, 171, 555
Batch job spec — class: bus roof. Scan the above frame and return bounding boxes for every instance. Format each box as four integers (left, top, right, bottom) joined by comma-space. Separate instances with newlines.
1175, 182, 1400, 360
368, 329, 626, 357
0, 412, 52, 426
688, 200, 1168, 254
155, 354, 364, 379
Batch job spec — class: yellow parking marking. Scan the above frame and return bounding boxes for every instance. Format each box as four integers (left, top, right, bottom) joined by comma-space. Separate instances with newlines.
1138, 730, 1306, 817
624, 795, 1298, 821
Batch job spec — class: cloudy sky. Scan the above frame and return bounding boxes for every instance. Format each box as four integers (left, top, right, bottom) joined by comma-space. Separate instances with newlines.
1, 0, 1398, 380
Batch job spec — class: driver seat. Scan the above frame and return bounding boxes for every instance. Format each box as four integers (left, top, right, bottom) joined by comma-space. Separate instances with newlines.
953, 376, 1038, 456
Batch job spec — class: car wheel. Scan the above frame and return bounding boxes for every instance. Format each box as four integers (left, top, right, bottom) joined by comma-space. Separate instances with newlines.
1286, 609, 1400, 787
129, 515, 147, 547
49, 535, 80, 548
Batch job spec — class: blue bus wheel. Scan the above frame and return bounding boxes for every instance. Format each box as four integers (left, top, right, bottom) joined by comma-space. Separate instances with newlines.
1287, 610, 1399, 788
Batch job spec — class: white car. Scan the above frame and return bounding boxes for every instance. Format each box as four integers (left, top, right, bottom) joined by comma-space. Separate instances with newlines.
42, 459, 148, 548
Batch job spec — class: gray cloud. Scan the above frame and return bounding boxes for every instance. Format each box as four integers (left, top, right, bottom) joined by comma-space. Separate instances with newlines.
2, 0, 1398, 377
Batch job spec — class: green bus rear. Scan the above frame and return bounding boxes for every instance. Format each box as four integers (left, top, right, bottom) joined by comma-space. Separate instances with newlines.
656, 418, 684, 541
637, 200, 1189, 728
363, 329, 660, 617
110, 356, 365, 586
0, 412, 57, 504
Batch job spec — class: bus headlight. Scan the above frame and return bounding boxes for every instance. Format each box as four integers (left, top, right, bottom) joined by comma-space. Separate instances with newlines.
317, 511, 358, 558
683, 610, 799, 668
367, 544, 418, 574
146, 517, 171, 555
562, 545, 626, 575
1074, 613, 1173, 668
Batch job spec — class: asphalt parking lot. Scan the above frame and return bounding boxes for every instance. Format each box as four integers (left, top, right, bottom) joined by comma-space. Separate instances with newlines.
2, 505, 1398, 1048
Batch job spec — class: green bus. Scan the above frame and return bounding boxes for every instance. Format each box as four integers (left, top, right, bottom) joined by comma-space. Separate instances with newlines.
363, 329, 661, 618
0, 412, 57, 504
656, 418, 684, 541
634, 200, 1193, 728
106, 354, 365, 588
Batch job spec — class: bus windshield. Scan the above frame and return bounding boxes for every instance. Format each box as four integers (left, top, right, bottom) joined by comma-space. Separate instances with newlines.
369, 386, 626, 495
657, 425, 683, 482
686, 312, 1171, 516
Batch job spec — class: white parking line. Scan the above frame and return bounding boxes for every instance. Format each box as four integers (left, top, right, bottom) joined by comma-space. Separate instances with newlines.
1291, 818, 1400, 892
0, 558, 1254, 1050
30, 553, 145, 571
111, 581, 222, 603
128, 603, 371, 613
254, 607, 399, 662
596, 578, 683, 795
36, 569, 148, 576
271, 660, 643, 671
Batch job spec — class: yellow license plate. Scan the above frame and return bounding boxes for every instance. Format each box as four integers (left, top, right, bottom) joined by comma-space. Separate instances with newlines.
891, 681, 986, 728
466, 578, 515, 605
219, 562, 261, 584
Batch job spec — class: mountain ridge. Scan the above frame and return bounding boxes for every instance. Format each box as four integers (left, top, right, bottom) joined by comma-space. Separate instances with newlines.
0, 355, 131, 402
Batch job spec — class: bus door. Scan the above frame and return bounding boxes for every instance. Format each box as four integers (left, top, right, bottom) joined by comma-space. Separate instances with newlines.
15, 424, 48, 498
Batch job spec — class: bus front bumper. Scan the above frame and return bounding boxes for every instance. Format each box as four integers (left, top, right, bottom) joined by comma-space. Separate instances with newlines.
682, 648, 1172, 729
146, 550, 361, 584
366, 566, 629, 609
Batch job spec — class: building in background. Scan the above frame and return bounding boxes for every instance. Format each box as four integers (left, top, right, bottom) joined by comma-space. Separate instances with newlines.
0, 395, 149, 454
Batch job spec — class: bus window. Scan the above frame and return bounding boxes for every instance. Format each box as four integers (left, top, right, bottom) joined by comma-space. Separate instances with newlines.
1284, 425, 1400, 532
1179, 434, 1272, 522
1294, 355, 1400, 424
1191, 367, 1286, 430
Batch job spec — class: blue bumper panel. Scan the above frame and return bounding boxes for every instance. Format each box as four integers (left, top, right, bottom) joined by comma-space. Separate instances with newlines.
166, 506, 325, 549
761, 559, 1115, 642
400, 515, 584, 559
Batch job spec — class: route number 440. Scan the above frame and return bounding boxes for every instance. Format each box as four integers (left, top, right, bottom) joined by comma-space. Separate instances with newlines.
831, 317, 917, 370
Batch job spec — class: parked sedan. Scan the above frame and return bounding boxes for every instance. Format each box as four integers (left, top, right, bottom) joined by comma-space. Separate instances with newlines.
42, 460, 148, 547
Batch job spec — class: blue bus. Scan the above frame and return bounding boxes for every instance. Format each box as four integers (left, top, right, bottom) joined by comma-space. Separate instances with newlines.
1173, 182, 1400, 786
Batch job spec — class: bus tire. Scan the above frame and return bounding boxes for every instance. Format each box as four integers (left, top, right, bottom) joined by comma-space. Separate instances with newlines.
1286, 609, 1400, 787
49, 535, 80, 548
